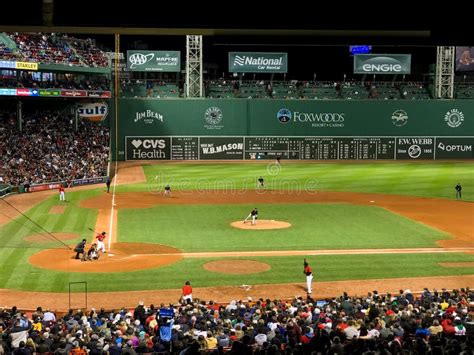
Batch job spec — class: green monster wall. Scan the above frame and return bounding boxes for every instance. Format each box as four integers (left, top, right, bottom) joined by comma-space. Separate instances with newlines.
112, 99, 474, 161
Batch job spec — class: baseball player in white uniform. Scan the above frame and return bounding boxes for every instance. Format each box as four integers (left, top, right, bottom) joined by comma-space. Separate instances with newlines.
96, 232, 107, 253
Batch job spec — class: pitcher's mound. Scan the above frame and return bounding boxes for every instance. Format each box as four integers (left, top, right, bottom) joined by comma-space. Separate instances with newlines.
231, 220, 291, 230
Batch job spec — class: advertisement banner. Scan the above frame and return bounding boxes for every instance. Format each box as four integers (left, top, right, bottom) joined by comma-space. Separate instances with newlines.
0, 60, 16, 69
87, 90, 111, 98
229, 52, 288, 73
126, 137, 171, 160
39, 89, 61, 97
395, 137, 434, 160
72, 177, 107, 186
29, 183, 63, 192
435, 137, 474, 159
16, 88, 39, 96
199, 137, 244, 160
456, 47, 474, 72
61, 90, 87, 97
0, 88, 16, 96
77, 102, 109, 122
354, 54, 411, 74
15, 61, 38, 71
127, 51, 181, 72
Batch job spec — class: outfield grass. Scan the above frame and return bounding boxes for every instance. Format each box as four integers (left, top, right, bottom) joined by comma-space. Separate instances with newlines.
0, 252, 472, 292
118, 204, 447, 252
116, 162, 474, 201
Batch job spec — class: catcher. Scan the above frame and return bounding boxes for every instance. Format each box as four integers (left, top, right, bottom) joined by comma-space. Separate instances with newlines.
85, 243, 100, 261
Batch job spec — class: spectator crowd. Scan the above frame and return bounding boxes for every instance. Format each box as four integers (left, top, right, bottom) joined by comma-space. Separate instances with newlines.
0, 33, 109, 68
0, 287, 472, 354
0, 74, 111, 92
0, 110, 109, 186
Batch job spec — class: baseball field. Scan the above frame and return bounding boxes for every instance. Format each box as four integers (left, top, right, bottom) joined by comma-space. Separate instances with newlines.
0, 161, 473, 310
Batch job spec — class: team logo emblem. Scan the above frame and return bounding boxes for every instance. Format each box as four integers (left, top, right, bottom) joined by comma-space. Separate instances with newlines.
444, 109, 464, 128
129, 53, 154, 68
391, 109, 408, 126
277, 108, 292, 124
408, 144, 422, 159
205, 107, 223, 125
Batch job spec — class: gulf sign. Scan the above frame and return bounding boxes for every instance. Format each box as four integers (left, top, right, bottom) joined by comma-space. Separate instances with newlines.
77, 102, 108, 122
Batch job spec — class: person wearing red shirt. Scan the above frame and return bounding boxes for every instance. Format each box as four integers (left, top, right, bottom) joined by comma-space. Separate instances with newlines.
59, 185, 65, 201
304, 259, 313, 294
182, 281, 193, 303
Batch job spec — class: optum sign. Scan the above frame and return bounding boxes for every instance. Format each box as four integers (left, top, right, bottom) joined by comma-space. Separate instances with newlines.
354, 54, 411, 74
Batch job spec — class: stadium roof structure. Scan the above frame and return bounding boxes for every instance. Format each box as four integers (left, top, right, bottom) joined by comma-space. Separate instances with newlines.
1, 1, 472, 45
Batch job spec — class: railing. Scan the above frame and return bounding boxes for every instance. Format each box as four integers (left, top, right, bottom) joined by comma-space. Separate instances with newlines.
0, 184, 12, 197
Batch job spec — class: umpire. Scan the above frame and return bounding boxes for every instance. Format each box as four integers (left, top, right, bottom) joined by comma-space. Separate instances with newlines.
74, 239, 87, 260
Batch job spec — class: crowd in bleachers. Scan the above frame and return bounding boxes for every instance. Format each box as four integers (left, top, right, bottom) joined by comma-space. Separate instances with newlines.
1, 33, 109, 68
0, 110, 109, 186
206, 80, 433, 100
121, 80, 180, 99
0, 74, 111, 92
0, 287, 472, 354
70, 38, 109, 68
7, 33, 81, 66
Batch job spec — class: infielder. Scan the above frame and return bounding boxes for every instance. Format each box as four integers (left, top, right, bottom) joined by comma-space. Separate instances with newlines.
164, 184, 171, 197
95, 231, 107, 253
243, 208, 258, 225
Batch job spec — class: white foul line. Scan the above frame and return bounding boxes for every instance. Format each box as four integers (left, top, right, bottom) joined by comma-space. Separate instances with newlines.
108, 163, 118, 250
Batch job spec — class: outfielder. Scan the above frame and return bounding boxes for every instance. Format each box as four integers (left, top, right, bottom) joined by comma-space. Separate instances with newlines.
95, 231, 107, 253
243, 208, 258, 225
